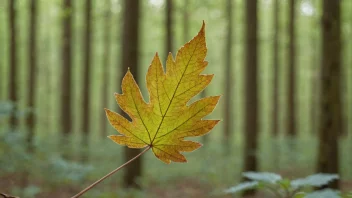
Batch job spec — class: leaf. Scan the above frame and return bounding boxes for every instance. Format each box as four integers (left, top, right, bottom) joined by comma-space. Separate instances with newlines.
291, 173, 339, 188
105, 22, 220, 164
305, 189, 340, 198
342, 192, 352, 198
224, 181, 259, 194
242, 172, 282, 184
293, 192, 306, 198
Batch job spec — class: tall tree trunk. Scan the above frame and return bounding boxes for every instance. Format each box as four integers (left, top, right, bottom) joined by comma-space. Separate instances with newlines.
61, 0, 72, 155
121, 0, 142, 188
166, 0, 173, 54
223, 0, 233, 154
26, 0, 37, 152
21, 0, 38, 189
317, 0, 341, 189
243, 0, 258, 195
350, 1, 352, 137
287, 0, 296, 137
81, 0, 92, 154
8, 0, 18, 129
272, 0, 279, 137
310, 1, 319, 136
0, 10, 3, 99
100, 0, 112, 138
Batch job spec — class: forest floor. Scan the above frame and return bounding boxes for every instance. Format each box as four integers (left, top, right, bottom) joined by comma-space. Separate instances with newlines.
1, 134, 352, 198
1, 170, 352, 198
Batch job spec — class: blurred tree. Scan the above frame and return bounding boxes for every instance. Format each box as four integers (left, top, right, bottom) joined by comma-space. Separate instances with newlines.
310, 1, 320, 135
121, 0, 142, 188
287, 0, 296, 137
317, 0, 342, 189
61, 0, 73, 150
182, 0, 189, 44
272, 0, 279, 137
350, 1, 352, 137
223, 0, 233, 153
8, 0, 18, 129
81, 0, 92, 151
100, 0, 112, 138
166, 0, 173, 54
0, 9, 3, 99
26, 0, 37, 152
243, 0, 258, 195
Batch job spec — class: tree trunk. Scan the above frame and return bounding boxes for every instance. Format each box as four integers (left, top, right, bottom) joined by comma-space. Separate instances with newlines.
81, 0, 92, 156
182, 0, 189, 44
272, 0, 279, 137
310, 1, 319, 136
317, 0, 341, 189
21, 0, 38, 189
243, 0, 258, 195
166, 0, 173, 54
223, 0, 233, 154
287, 0, 296, 137
26, 0, 37, 152
61, 0, 72, 156
350, 1, 352, 137
8, 0, 18, 129
121, 0, 142, 188
100, 0, 112, 138
0, 10, 3, 99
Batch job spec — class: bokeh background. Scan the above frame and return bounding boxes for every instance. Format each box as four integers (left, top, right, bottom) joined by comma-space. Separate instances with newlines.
0, 0, 351, 197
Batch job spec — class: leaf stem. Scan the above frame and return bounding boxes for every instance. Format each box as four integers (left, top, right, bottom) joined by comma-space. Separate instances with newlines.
71, 146, 151, 198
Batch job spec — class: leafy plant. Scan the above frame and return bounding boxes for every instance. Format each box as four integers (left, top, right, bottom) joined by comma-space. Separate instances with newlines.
223, 172, 347, 198
72, 21, 220, 197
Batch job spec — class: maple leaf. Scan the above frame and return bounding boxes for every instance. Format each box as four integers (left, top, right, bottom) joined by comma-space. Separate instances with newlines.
105, 22, 220, 164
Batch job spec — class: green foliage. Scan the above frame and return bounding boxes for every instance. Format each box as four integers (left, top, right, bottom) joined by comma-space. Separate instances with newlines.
0, 101, 14, 118
291, 173, 339, 189
0, 132, 32, 173
12, 185, 41, 198
223, 181, 258, 194
305, 189, 340, 198
243, 172, 282, 183
47, 156, 93, 184
224, 172, 342, 198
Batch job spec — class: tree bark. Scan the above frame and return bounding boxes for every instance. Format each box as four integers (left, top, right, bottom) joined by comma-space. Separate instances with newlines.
61, 0, 72, 135
121, 0, 142, 188
317, 0, 342, 189
272, 0, 279, 137
223, 0, 233, 153
100, 0, 112, 138
243, 0, 258, 195
61, 0, 73, 157
0, 9, 3, 99
8, 0, 18, 129
26, 0, 38, 152
81, 0, 93, 153
310, 1, 319, 136
287, 0, 296, 137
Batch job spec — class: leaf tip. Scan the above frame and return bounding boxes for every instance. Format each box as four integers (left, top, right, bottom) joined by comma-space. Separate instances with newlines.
200, 20, 205, 34
104, 108, 111, 114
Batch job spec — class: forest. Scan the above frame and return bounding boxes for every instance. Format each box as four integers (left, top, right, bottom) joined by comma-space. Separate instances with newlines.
0, 0, 351, 197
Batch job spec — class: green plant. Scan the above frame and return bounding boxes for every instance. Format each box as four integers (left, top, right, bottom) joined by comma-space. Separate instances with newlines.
223, 172, 352, 198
